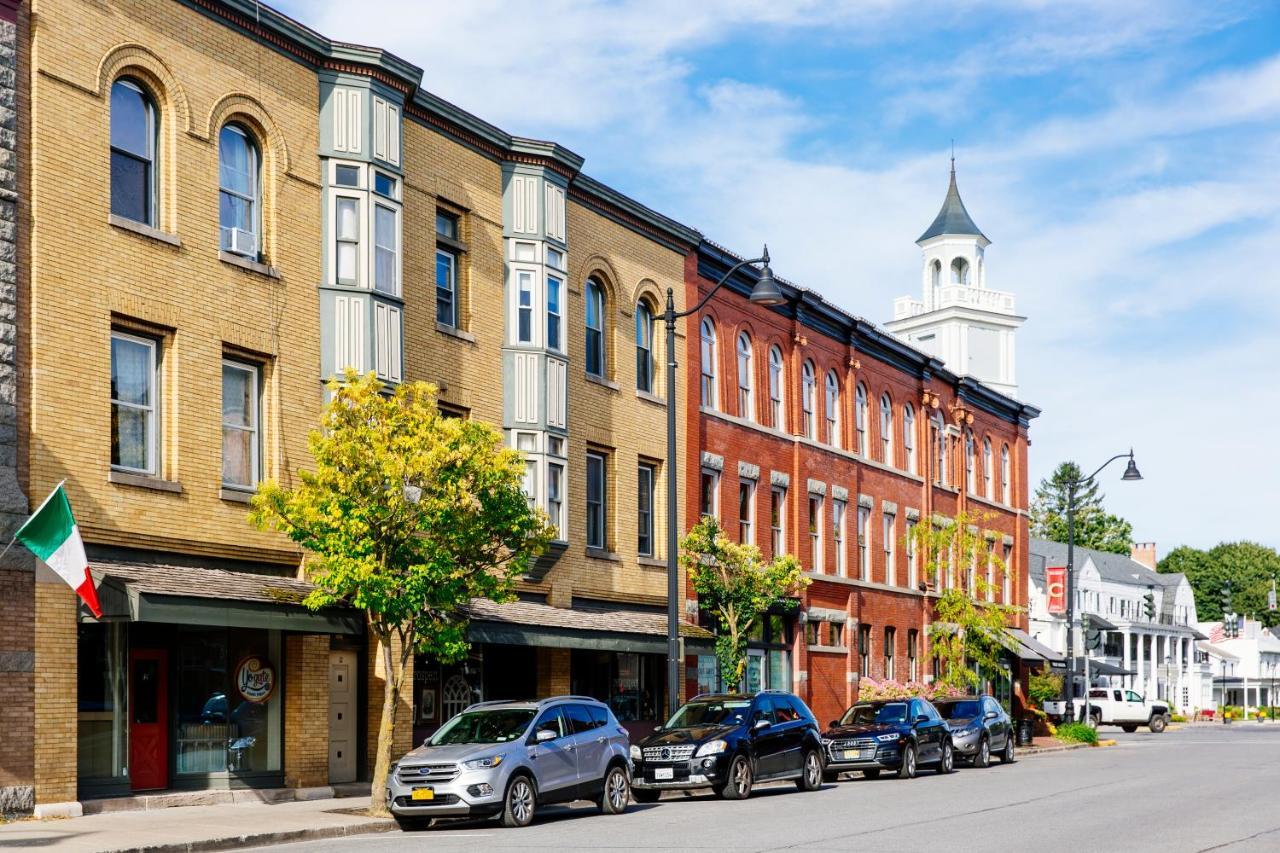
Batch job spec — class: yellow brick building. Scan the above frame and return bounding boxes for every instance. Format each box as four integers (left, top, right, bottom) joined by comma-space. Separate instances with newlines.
14, 0, 702, 813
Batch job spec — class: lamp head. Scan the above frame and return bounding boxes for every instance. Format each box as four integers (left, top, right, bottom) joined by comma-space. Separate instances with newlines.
1121, 450, 1142, 482
748, 245, 786, 306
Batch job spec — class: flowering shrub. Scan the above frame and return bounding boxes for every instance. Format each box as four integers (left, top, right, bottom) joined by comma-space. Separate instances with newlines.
857, 678, 967, 703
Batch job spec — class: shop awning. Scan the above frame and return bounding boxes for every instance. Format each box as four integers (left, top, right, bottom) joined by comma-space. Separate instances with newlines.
1007, 628, 1066, 664
1067, 658, 1133, 677
465, 597, 715, 655
88, 560, 363, 635
1083, 612, 1117, 631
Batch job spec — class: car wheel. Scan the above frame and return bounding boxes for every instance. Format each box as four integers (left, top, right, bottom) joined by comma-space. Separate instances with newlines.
973, 737, 990, 769
863, 769, 881, 780
999, 734, 1015, 764
721, 755, 753, 800
795, 750, 822, 791
599, 765, 630, 815
501, 774, 536, 828
936, 740, 954, 774
394, 816, 431, 832
1089, 710, 1102, 728
897, 744, 917, 780
631, 788, 661, 804
1121, 724, 1138, 733
1149, 715, 1168, 734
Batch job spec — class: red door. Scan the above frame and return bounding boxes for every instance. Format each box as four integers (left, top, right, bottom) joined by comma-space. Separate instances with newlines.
129, 648, 168, 791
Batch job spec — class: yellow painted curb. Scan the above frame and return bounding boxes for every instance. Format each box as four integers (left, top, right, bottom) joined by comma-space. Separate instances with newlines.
1096, 739, 1117, 747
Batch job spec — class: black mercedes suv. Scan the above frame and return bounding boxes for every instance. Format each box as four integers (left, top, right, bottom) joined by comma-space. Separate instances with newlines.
630, 691, 825, 800
821, 697, 954, 781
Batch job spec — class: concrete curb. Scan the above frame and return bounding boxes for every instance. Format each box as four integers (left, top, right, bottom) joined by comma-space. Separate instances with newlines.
88, 817, 398, 853
1021, 742, 1090, 756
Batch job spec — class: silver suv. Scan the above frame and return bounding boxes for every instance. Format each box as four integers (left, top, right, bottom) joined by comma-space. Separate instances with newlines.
387, 695, 632, 829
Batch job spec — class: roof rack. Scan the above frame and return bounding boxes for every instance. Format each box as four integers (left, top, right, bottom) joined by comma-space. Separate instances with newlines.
540, 695, 603, 705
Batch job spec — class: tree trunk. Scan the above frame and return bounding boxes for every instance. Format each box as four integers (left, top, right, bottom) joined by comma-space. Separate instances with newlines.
368, 626, 403, 818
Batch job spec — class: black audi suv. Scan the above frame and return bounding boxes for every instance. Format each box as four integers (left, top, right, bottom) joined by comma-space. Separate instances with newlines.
820, 697, 954, 781
630, 691, 825, 800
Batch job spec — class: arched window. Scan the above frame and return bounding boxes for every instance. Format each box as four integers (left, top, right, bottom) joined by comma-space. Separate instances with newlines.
983, 438, 993, 498
219, 123, 260, 257
932, 412, 948, 486
903, 404, 916, 474
825, 371, 841, 447
931, 260, 941, 289
801, 360, 816, 439
1000, 444, 1011, 504
585, 279, 605, 377
110, 78, 158, 226
965, 429, 976, 493
700, 318, 717, 409
880, 394, 893, 464
951, 257, 969, 285
854, 383, 867, 454
768, 346, 785, 431
736, 333, 754, 420
635, 301, 654, 393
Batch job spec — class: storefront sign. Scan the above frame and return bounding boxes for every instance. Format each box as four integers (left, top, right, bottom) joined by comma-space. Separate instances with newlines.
235, 656, 276, 703
1046, 566, 1067, 614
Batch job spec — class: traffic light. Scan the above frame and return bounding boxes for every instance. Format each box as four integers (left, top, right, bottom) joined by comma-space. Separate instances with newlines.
1144, 587, 1156, 620
1224, 613, 1239, 639
1221, 581, 1233, 618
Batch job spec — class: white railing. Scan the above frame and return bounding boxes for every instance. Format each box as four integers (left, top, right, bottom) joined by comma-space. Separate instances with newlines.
893, 286, 1017, 320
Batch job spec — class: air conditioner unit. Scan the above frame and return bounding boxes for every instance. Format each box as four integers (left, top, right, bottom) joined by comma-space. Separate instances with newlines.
222, 227, 258, 258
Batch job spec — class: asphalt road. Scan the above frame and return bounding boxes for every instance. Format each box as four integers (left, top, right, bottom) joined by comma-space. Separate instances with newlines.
251, 725, 1280, 853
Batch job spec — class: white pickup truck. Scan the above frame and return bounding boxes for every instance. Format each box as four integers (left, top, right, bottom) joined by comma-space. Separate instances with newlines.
1082, 688, 1171, 733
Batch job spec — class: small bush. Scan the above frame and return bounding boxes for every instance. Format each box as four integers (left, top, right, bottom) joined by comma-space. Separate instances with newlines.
1055, 722, 1099, 745
1028, 671, 1063, 707
1170, 713, 1187, 723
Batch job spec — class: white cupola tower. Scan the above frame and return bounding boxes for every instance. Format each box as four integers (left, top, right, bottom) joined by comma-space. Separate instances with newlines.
886, 161, 1024, 398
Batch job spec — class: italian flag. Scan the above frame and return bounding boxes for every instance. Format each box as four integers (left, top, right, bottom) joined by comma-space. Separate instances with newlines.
15, 482, 102, 617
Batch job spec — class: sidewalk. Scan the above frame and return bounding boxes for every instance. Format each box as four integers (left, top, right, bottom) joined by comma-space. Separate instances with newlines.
0, 795, 395, 853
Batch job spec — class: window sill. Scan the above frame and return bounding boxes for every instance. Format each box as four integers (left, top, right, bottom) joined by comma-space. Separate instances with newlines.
638, 556, 667, 568
636, 389, 666, 407
108, 470, 183, 494
435, 322, 476, 344
220, 488, 254, 504
585, 373, 620, 392
585, 548, 622, 562
108, 215, 181, 247
219, 251, 280, 279
807, 644, 848, 655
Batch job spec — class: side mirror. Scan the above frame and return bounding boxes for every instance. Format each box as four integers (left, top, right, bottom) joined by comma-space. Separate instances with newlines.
754, 718, 771, 731
653, 724, 663, 732
535, 728, 556, 743
985, 711, 999, 721
915, 714, 930, 724
828, 720, 840, 730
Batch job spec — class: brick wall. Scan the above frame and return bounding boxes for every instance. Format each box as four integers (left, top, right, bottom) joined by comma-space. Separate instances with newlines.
33, 580, 76, 806
535, 647, 571, 697
283, 634, 329, 789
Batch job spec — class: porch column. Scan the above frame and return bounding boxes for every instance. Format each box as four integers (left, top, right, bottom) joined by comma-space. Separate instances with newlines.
1147, 633, 1157, 698
1121, 629, 1131, 688
1133, 634, 1143, 694
284, 634, 330, 791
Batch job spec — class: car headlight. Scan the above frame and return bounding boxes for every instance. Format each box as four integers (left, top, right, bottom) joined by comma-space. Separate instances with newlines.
820, 738, 833, 747
462, 754, 504, 771
630, 745, 642, 761
695, 739, 727, 757
876, 733, 900, 742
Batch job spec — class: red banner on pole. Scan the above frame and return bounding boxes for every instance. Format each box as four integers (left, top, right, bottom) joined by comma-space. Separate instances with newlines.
1047, 566, 1067, 615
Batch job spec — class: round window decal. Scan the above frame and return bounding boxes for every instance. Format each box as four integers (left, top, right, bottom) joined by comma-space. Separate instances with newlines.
235, 655, 276, 703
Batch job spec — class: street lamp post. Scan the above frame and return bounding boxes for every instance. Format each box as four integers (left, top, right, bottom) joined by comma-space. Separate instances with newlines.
663, 246, 785, 718
1064, 451, 1142, 722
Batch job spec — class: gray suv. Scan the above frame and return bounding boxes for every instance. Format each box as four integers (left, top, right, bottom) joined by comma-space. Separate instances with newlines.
387, 696, 632, 829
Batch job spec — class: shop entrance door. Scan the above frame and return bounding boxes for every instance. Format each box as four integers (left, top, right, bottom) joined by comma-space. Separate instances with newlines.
129, 648, 168, 791
328, 651, 357, 784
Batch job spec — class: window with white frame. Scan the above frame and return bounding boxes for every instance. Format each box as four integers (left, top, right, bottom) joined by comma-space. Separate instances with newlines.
222, 360, 260, 490
738, 479, 755, 544
808, 494, 823, 571
586, 279, 606, 376
906, 518, 918, 589
516, 269, 536, 344
933, 412, 948, 486
768, 345, 785, 431
218, 124, 260, 257
883, 512, 895, 586
801, 360, 816, 439
908, 629, 919, 681
770, 485, 786, 558
372, 173, 400, 296
110, 78, 158, 226
903, 403, 916, 474
884, 627, 896, 681
737, 333, 754, 420
110, 331, 158, 475
638, 462, 656, 556
334, 194, 361, 285
1002, 543, 1012, 603
880, 394, 893, 464
854, 382, 867, 453
516, 432, 538, 508
983, 438, 993, 498
965, 430, 976, 493
986, 547, 995, 602
858, 505, 871, 581
546, 273, 563, 352
700, 467, 720, 520
967, 553, 977, 597
635, 301, 654, 393
825, 371, 841, 447
1000, 445, 1011, 504
858, 625, 871, 677
700, 318, 717, 409
586, 451, 607, 549
832, 499, 846, 575
547, 460, 565, 539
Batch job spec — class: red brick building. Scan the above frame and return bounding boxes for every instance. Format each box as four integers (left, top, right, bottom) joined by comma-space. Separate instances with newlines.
682, 240, 1040, 727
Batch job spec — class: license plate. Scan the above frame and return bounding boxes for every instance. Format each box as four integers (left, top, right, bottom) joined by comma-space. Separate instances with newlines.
410, 787, 435, 801
842, 749, 870, 760
654, 767, 674, 780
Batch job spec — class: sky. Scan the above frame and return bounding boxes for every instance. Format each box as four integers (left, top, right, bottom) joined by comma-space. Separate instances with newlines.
278, 0, 1280, 554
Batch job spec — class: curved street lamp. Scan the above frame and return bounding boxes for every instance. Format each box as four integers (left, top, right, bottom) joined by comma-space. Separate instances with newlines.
663, 246, 784, 717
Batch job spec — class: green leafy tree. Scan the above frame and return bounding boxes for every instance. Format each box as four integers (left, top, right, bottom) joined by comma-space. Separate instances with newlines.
1159, 542, 1280, 628
1030, 461, 1134, 554
911, 512, 1020, 691
680, 517, 808, 688
249, 370, 554, 816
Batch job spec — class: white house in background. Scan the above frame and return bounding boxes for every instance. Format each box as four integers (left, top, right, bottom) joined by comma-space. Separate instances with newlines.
1028, 539, 1211, 712
886, 163, 1024, 398
1196, 619, 1280, 717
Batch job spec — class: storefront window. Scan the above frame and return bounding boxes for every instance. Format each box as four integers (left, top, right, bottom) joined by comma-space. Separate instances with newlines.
570, 649, 661, 722
175, 627, 281, 776
78, 623, 128, 782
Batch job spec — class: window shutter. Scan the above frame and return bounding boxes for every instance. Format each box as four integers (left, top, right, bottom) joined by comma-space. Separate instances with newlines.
547, 358, 567, 428
387, 104, 401, 166
375, 301, 402, 383
513, 352, 538, 423
373, 97, 388, 161
511, 176, 537, 234
333, 295, 365, 373
333, 88, 362, 154
545, 183, 565, 241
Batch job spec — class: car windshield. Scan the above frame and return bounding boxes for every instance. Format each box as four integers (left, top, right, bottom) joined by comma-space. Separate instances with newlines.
428, 709, 536, 746
936, 700, 982, 719
665, 700, 751, 729
839, 703, 908, 726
